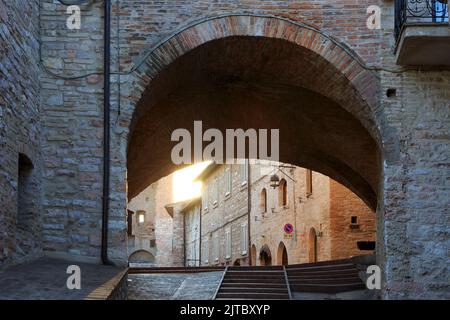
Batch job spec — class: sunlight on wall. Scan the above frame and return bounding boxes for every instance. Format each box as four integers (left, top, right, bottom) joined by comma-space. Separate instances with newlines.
172, 162, 210, 203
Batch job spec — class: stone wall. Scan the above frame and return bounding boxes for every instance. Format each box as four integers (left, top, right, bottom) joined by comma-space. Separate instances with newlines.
0, 0, 42, 269
127, 175, 176, 267
379, 2, 450, 299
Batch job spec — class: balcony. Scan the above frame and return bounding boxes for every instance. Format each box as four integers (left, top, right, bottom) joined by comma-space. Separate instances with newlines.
395, 0, 450, 66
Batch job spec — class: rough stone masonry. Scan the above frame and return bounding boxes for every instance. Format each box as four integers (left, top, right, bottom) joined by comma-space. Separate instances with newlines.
0, 0, 449, 299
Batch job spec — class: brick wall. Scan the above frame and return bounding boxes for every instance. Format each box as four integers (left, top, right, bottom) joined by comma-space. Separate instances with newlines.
329, 179, 376, 260
0, 0, 42, 269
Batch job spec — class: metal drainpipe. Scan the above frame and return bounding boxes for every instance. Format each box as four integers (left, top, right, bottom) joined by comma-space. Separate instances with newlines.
101, 0, 114, 266
247, 160, 252, 266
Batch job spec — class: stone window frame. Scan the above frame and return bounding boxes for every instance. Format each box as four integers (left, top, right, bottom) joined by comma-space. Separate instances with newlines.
213, 233, 220, 263
260, 188, 268, 213
278, 178, 288, 208
240, 222, 248, 256
212, 176, 219, 208
225, 227, 232, 260
240, 159, 249, 191
224, 166, 232, 200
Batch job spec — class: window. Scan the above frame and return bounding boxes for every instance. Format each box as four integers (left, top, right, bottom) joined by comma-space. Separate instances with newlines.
240, 159, 248, 185
127, 210, 134, 236
203, 238, 209, 264
351, 216, 358, 224
278, 179, 287, 207
241, 223, 248, 256
137, 211, 145, 224
203, 184, 209, 211
213, 233, 220, 262
306, 169, 313, 196
225, 228, 232, 260
260, 188, 267, 213
225, 167, 232, 197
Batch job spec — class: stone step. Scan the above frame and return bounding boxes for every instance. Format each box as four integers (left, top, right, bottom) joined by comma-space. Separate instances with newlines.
288, 276, 362, 285
290, 282, 366, 293
223, 277, 286, 283
287, 269, 359, 277
221, 282, 287, 288
216, 292, 290, 300
219, 287, 288, 293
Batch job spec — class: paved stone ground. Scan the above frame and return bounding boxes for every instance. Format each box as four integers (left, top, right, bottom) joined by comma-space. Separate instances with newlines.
0, 257, 124, 300
127, 272, 224, 300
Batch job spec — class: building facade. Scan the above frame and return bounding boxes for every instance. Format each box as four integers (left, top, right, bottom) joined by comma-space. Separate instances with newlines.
197, 163, 250, 267
250, 162, 376, 267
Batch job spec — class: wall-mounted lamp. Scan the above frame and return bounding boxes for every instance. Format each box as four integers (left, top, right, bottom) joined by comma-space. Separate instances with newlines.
270, 174, 280, 188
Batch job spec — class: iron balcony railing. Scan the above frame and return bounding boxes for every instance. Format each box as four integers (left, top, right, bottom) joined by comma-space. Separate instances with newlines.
395, 0, 449, 39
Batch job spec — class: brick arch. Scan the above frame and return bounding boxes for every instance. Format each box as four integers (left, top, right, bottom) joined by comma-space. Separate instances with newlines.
126, 14, 388, 209
128, 15, 382, 139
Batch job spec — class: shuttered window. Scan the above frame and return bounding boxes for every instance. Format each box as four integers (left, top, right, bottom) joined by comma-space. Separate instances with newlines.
225, 167, 232, 196
225, 228, 232, 260
213, 233, 220, 262
240, 159, 248, 185
241, 223, 248, 256
203, 238, 209, 264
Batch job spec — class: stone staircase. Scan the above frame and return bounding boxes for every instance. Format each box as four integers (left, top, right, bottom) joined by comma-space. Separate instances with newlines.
214, 266, 292, 300
285, 258, 365, 293
213, 259, 366, 299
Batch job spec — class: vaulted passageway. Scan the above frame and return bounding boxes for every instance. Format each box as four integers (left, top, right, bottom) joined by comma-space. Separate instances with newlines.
127, 34, 381, 209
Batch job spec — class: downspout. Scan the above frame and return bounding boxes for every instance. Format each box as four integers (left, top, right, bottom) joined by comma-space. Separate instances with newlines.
247, 160, 252, 266
183, 212, 186, 266
101, 0, 114, 265
199, 206, 202, 266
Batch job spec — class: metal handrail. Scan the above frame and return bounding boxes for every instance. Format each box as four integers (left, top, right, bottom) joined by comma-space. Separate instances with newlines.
212, 266, 229, 300
283, 266, 293, 300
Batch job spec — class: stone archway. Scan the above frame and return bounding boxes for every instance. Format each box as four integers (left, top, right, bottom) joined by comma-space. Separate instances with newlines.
119, 14, 396, 296
129, 250, 155, 265
259, 245, 272, 266
125, 15, 388, 210
277, 242, 288, 266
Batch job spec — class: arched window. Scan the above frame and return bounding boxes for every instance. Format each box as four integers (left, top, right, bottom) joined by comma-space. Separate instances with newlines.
278, 179, 287, 207
306, 169, 313, 196
259, 188, 267, 213
308, 228, 318, 263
